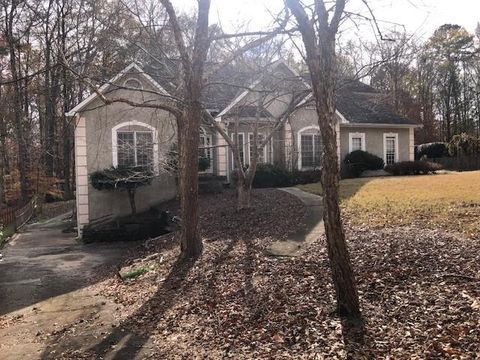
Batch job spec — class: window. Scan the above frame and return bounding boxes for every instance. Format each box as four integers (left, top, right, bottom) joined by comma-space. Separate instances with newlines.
117, 132, 135, 166
249, 133, 268, 164
112, 121, 158, 173
117, 131, 153, 168
231, 133, 246, 169
384, 133, 398, 165
199, 129, 213, 172
349, 132, 366, 152
300, 134, 322, 168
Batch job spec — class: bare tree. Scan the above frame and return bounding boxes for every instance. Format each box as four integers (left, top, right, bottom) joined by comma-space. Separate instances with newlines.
63, 0, 287, 258
209, 81, 304, 210
1, 0, 36, 202
285, 0, 361, 318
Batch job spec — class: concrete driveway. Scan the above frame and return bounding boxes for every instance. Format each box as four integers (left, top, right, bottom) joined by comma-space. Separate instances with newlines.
0, 215, 141, 359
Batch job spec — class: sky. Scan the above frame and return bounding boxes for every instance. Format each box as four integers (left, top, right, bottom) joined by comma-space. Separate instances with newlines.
172, 0, 480, 40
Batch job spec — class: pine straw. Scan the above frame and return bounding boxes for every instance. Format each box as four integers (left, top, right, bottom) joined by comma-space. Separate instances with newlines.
63, 189, 480, 358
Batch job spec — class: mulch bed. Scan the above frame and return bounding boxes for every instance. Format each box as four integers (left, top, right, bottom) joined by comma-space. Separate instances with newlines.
50, 189, 480, 358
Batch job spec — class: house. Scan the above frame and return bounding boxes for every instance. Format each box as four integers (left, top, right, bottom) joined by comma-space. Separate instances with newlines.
67, 61, 420, 237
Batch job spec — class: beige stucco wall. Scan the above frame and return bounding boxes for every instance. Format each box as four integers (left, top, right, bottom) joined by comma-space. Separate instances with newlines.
288, 106, 414, 168
339, 126, 411, 163
78, 72, 177, 223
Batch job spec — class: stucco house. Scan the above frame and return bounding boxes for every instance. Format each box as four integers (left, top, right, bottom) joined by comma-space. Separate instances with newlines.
67, 61, 420, 237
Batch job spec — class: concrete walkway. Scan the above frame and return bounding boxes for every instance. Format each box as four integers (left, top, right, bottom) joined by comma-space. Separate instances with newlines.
266, 187, 325, 257
0, 214, 143, 359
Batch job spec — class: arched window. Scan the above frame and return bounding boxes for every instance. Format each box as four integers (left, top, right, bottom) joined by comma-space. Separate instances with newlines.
112, 121, 158, 172
298, 126, 322, 170
123, 78, 143, 90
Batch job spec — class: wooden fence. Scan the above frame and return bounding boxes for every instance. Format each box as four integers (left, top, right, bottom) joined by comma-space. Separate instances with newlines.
0, 196, 38, 232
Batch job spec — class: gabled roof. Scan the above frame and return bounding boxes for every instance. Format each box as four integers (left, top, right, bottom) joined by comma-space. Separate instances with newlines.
336, 79, 419, 126
215, 59, 310, 120
66, 63, 170, 117
68, 59, 420, 127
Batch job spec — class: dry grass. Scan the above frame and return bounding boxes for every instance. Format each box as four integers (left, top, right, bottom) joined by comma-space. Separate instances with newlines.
297, 171, 480, 237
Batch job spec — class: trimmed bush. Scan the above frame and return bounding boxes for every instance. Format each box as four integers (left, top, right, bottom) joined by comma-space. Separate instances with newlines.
198, 156, 211, 172
90, 166, 153, 190
291, 169, 322, 185
384, 161, 443, 176
252, 164, 293, 188
341, 163, 365, 179
90, 166, 154, 214
415, 142, 449, 159
343, 150, 384, 177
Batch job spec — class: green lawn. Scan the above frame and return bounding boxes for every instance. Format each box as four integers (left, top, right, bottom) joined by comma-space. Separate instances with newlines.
297, 171, 480, 237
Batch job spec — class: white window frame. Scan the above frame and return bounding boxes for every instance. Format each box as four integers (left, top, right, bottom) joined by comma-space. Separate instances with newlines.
200, 127, 213, 173
297, 125, 321, 170
348, 132, 366, 153
247, 132, 268, 165
383, 132, 399, 165
112, 120, 159, 174
230, 132, 246, 170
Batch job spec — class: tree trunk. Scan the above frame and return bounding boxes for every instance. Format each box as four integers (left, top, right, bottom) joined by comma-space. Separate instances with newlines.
286, 0, 361, 319
6, 26, 29, 202
310, 37, 361, 319
236, 178, 252, 210
178, 110, 202, 258
172, 0, 210, 259
59, 2, 73, 199
127, 188, 136, 215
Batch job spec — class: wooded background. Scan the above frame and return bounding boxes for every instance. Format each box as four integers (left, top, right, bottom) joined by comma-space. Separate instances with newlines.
0, 0, 479, 207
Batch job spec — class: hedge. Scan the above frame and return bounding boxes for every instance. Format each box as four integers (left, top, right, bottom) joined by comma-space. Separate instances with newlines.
231, 164, 323, 188
343, 150, 384, 178
251, 164, 293, 188
384, 161, 443, 176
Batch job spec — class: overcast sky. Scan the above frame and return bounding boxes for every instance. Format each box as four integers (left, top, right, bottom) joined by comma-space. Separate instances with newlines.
172, 0, 480, 40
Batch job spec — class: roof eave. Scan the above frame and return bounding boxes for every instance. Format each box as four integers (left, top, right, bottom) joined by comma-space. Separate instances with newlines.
340, 122, 422, 128
65, 62, 170, 117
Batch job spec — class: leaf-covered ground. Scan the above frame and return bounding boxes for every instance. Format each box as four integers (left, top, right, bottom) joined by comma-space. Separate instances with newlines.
298, 171, 480, 237
42, 188, 480, 359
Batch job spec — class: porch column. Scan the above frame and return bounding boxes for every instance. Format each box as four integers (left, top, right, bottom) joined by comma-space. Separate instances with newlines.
409, 127, 415, 161
284, 122, 293, 170
216, 122, 228, 177
336, 122, 341, 169
75, 116, 89, 238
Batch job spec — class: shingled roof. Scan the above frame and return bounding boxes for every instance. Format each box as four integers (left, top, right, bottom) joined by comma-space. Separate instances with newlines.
335, 79, 419, 126
143, 60, 253, 111
142, 61, 419, 126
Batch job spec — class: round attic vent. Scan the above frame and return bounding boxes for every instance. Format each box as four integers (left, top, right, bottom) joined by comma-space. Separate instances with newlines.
123, 78, 142, 90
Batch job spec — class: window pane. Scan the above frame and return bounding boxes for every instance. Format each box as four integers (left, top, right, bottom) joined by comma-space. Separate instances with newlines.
351, 137, 362, 152
301, 135, 314, 167
238, 133, 245, 165
199, 135, 210, 159
249, 134, 265, 164
117, 132, 135, 167
231, 133, 245, 169
136, 132, 154, 168
386, 137, 396, 165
